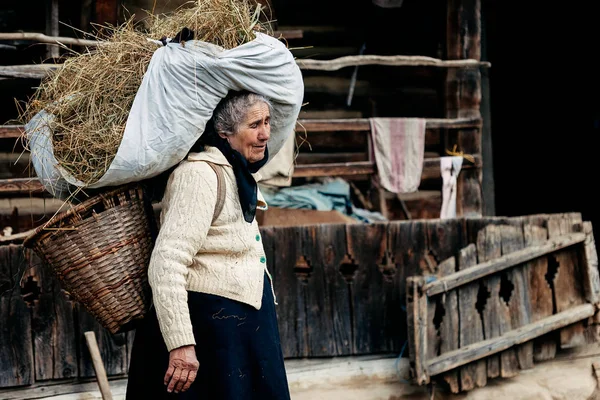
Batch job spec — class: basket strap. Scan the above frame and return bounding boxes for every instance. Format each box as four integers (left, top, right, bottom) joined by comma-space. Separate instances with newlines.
206, 162, 226, 224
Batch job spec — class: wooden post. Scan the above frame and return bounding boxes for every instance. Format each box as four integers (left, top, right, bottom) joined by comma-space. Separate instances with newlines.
84, 331, 113, 400
45, 0, 59, 59
445, 0, 483, 217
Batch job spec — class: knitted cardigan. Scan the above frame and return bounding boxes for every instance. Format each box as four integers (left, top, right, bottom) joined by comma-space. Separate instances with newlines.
147, 146, 273, 351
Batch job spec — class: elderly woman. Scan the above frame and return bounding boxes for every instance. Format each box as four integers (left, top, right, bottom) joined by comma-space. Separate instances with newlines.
126, 91, 291, 399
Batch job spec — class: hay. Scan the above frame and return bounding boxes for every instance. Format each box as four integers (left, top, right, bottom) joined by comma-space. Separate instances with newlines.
20, 0, 272, 185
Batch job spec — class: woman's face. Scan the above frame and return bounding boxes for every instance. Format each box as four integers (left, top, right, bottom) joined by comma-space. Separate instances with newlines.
226, 102, 271, 163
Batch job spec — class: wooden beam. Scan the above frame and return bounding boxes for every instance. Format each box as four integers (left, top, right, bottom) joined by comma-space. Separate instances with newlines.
424, 232, 586, 297
0, 65, 60, 79
0, 125, 24, 139
0, 33, 98, 47
45, 0, 60, 59
273, 30, 303, 39
0, 178, 45, 195
293, 161, 374, 178
296, 117, 482, 132
292, 156, 480, 179
425, 303, 595, 378
296, 55, 491, 71
0, 30, 301, 48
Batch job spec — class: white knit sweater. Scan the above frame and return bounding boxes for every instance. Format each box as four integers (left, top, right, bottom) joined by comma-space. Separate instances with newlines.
147, 146, 273, 352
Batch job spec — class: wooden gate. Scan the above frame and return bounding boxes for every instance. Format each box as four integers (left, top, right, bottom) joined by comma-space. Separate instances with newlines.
407, 214, 600, 393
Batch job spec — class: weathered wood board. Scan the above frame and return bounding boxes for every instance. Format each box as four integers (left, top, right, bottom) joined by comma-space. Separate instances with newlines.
407, 214, 600, 393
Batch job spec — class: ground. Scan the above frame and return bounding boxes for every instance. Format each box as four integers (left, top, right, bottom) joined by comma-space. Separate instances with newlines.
3, 344, 600, 399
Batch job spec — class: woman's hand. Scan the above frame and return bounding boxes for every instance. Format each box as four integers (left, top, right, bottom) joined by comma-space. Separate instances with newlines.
164, 345, 199, 393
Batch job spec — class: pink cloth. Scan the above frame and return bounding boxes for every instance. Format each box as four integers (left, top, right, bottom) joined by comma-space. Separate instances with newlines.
369, 118, 426, 194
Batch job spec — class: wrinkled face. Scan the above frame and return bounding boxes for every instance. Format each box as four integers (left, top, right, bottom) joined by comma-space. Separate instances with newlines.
223, 102, 271, 163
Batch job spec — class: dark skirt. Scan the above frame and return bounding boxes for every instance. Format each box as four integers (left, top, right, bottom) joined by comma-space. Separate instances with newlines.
126, 274, 291, 400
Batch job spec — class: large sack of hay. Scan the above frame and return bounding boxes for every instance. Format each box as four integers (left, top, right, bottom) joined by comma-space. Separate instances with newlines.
21, 0, 303, 199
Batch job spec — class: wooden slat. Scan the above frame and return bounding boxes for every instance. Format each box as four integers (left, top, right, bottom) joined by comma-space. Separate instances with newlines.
292, 156, 480, 179
346, 222, 391, 354
24, 249, 78, 381
407, 276, 429, 385
457, 243, 487, 390
0, 245, 34, 387
424, 232, 586, 297
0, 126, 24, 139
501, 223, 534, 370
0, 30, 301, 48
523, 222, 557, 361
0, 64, 60, 79
293, 161, 374, 178
425, 303, 595, 377
268, 226, 307, 358
0, 178, 45, 195
273, 29, 303, 39
302, 224, 352, 357
296, 55, 491, 71
549, 215, 587, 349
296, 117, 482, 132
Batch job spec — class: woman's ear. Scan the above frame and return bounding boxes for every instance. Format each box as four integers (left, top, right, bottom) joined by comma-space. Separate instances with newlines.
217, 131, 228, 140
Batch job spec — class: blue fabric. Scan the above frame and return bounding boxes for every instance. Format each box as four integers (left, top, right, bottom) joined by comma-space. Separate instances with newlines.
126, 274, 290, 399
260, 178, 386, 223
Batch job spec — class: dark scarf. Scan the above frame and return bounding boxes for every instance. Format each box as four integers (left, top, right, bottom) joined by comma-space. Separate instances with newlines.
199, 128, 269, 223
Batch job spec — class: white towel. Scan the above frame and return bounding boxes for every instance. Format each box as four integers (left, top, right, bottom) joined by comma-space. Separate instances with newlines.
440, 156, 463, 219
369, 118, 426, 194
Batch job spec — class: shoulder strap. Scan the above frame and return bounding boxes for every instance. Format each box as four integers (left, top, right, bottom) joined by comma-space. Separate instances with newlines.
206, 162, 226, 224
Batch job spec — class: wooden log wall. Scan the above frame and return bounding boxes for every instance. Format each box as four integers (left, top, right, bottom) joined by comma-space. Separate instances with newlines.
0, 213, 591, 392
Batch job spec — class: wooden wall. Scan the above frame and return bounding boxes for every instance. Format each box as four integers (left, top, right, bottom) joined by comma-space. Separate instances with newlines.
0, 213, 587, 391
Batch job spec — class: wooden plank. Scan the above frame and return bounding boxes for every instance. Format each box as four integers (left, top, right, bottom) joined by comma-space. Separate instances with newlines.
426, 303, 595, 377
301, 224, 351, 357
581, 221, 600, 304
346, 222, 391, 354
500, 223, 534, 370
406, 277, 429, 385
0, 126, 24, 139
295, 152, 367, 164
478, 224, 518, 378
296, 117, 482, 132
457, 243, 487, 391
296, 55, 490, 71
388, 220, 428, 350
292, 161, 374, 178
523, 223, 557, 361
425, 232, 585, 296
293, 156, 480, 179
0, 65, 60, 79
0, 245, 34, 387
76, 305, 128, 378
425, 219, 465, 392
435, 257, 460, 393
24, 249, 78, 380
446, 0, 483, 217
548, 215, 587, 348
267, 226, 308, 358
0, 178, 45, 196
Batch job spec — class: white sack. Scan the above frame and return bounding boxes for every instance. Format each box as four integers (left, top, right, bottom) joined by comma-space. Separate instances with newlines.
27, 32, 304, 191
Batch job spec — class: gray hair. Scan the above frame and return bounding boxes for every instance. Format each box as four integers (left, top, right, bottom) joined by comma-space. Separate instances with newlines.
213, 92, 273, 136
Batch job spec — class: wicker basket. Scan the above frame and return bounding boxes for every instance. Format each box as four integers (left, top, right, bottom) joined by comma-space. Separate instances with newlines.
23, 184, 157, 334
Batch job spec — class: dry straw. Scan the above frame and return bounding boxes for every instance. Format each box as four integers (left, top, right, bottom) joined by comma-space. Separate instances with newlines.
19, 0, 272, 185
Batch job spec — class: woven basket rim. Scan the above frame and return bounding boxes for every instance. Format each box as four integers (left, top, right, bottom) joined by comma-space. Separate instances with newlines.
23, 183, 143, 248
